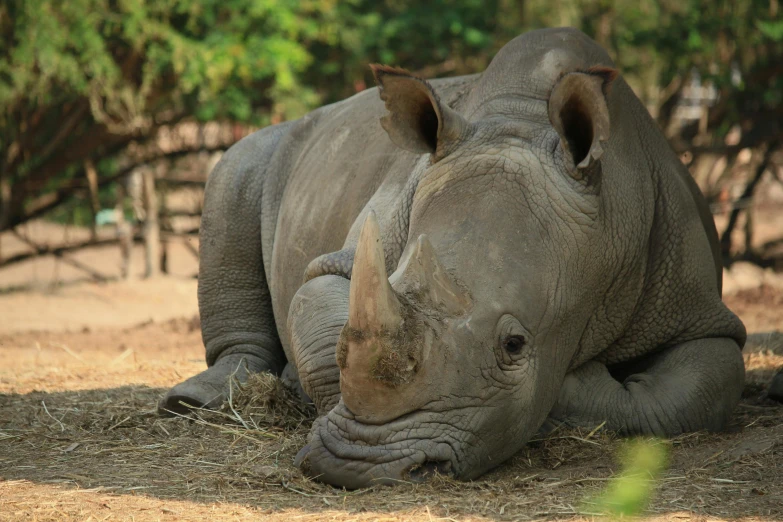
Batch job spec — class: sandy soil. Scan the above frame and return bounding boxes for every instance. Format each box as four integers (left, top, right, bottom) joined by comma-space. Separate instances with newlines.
0, 224, 782, 521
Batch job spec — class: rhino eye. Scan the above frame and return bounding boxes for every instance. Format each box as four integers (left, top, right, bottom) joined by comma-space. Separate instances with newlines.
495, 314, 531, 365
503, 335, 526, 354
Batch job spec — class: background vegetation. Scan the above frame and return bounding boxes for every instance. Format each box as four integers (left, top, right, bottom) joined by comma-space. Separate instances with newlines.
1, 0, 781, 258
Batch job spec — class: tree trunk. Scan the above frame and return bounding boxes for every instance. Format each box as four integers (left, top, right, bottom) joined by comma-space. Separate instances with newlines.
160, 186, 169, 275
84, 158, 101, 240
116, 184, 133, 280
0, 175, 9, 234
142, 168, 160, 278
720, 140, 779, 263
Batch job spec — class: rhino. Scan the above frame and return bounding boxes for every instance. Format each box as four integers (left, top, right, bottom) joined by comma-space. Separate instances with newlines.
160, 28, 746, 488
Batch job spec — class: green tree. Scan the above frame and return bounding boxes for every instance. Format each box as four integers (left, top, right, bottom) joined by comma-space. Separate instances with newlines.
0, 0, 511, 231
0, 0, 345, 230
1, 0, 780, 235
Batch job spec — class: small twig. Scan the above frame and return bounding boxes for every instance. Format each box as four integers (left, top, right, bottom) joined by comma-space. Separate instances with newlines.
280, 480, 321, 497
278, 480, 364, 499
110, 348, 134, 366
585, 420, 607, 439
564, 435, 601, 446
227, 361, 250, 430
50, 342, 86, 363
41, 401, 65, 432
528, 434, 602, 445
107, 416, 131, 431
153, 420, 171, 437
161, 405, 275, 444
514, 473, 540, 483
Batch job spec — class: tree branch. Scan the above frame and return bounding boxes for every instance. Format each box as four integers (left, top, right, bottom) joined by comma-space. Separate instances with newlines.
2, 144, 227, 232
9, 229, 111, 281
720, 140, 781, 263
1, 225, 199, 270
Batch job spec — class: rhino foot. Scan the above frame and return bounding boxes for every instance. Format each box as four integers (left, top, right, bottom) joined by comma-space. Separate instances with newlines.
158, 353, 268, 416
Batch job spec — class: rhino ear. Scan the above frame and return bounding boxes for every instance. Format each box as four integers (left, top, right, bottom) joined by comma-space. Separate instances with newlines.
371, 64, 470, 159
548, 67, 618, 183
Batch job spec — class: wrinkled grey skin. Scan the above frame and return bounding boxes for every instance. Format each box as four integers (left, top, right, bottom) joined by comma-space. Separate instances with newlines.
160, 28, 746, 489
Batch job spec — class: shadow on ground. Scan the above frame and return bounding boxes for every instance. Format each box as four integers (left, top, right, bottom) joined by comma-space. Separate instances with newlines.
1, 373, 781, 521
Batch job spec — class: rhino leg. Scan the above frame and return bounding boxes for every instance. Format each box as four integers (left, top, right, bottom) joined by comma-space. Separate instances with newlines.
280, 361, 312, 404
547, 337, 745, 436
159, 125, 291, 415
304, 249, 354, 281
161, 354, 273, 413
287, 274, 350, 414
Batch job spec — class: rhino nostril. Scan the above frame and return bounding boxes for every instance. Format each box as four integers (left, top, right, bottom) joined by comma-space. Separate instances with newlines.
407, 460, 453, 482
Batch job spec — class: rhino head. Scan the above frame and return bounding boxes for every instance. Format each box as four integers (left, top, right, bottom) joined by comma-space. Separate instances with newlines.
299, 56, 619, 488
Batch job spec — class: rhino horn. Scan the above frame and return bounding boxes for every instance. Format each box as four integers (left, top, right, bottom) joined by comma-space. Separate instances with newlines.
339, 221, 446, 422
391, 234, 470, 314
348, 211, 403, 333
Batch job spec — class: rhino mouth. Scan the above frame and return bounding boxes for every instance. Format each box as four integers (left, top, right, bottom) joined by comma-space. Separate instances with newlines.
297, 401, 463, 489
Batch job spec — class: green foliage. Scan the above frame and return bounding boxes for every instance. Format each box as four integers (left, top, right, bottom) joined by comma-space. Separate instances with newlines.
586, 438, 670, 518
525, 0, 782, 114
0, 0, 780, 230
758, 19, 783, 41
0, 0, 517, 230
1, 0, 344, 128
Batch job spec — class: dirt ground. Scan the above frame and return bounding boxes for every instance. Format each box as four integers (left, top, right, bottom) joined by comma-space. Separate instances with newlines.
1, 224, 782, 521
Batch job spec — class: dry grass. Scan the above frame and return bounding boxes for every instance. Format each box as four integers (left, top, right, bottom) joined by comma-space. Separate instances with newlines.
2, 365, 782, 522
0, 289, 782, 521
2, 220, 782, 521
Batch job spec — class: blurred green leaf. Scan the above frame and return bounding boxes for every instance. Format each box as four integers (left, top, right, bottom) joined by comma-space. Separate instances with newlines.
586, 438, 670, 518
757, 20, 783, 41
687, 29, 703, 50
